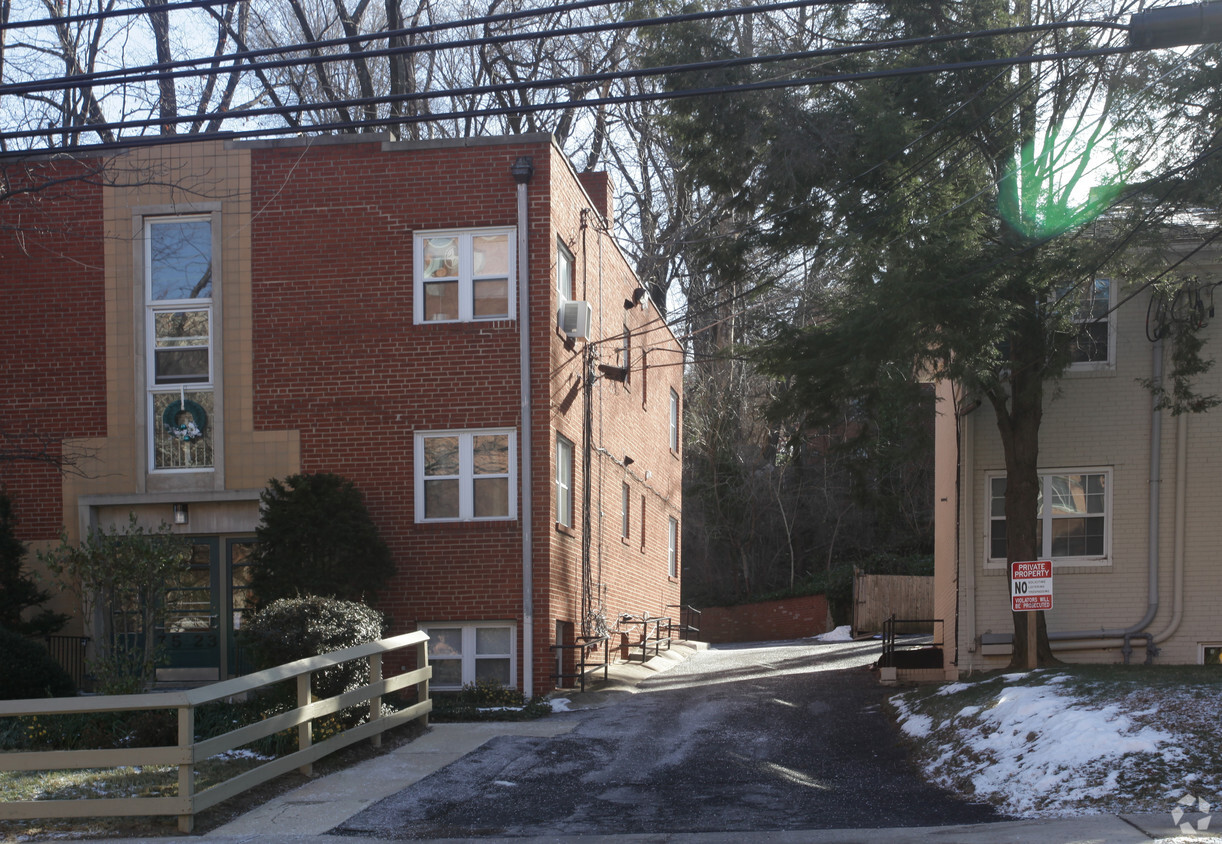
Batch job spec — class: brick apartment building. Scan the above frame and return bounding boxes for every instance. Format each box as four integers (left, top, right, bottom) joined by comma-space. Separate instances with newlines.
0, 134, 683, 695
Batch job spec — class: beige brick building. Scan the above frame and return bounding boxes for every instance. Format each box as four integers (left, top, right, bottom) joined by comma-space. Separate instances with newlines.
934, 247, 1222, 675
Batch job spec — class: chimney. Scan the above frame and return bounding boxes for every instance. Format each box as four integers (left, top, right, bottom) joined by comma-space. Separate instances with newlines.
577, 171, 614, 228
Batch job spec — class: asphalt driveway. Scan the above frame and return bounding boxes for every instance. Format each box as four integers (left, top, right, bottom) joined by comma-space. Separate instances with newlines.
334, 639, 1003, 839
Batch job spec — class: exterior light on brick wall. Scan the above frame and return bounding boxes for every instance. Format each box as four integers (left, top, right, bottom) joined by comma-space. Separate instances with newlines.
173, 503, 189, 525
511, 157, 534, 184
598, 364, 628, 382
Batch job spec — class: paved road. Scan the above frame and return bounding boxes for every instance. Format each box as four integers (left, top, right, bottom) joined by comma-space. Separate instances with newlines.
334, 640, 1004, 839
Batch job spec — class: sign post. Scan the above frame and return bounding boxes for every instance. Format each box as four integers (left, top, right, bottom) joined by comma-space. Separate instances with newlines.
1011, 560, 1053, 670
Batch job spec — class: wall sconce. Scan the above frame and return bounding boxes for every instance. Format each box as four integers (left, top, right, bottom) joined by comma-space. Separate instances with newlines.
623, 287, 646, 309
624, 455, 634, 467
173, 503, 189, 525
598, 364, 628, 382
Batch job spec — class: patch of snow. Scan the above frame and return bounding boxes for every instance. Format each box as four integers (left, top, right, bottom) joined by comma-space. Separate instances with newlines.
936, 682, 972, 696
900, 713, 935, 738
549, 698, 573, 713
920, 682, 1179, 816
815, 625, 854, 642
209, 748, 273, 762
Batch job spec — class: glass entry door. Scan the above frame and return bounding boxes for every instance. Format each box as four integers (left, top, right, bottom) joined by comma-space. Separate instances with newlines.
159, 535, 258, 680
160, 537, 221, 677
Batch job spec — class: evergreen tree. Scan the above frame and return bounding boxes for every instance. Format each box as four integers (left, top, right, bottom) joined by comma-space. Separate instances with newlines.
248, 473, 394, 607
648, 0, 1220, 666
0, 490, 68, 636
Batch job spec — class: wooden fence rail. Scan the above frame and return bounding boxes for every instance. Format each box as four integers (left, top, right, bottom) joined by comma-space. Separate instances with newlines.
0, 630, 432, 833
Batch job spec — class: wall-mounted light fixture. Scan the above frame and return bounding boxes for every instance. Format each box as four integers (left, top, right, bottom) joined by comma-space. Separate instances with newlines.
623, 287, 646, 309
624, 455, 635, 467
173, 503, 189, 525
598, 364, 628, 382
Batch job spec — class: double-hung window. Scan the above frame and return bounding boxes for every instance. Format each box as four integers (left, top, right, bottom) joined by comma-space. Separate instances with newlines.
415, 228, 514, 323
1059, 278, 1115, 369
556, 434, 574, 528
668, 516, 679, 577
988, 469, 1110, 566
557, 240, 573, 303
146, 216, 215, 471
421, 623, 516, 690
621, 482, 631, 539
415, 430, 516, 521
669, 388, 680, 452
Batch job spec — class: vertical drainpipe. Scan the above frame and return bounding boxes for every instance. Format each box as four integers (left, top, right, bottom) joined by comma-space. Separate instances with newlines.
512, 156, 535, 695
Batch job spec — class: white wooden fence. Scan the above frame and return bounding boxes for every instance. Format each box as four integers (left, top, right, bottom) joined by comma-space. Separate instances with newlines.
0, 630, 431, 833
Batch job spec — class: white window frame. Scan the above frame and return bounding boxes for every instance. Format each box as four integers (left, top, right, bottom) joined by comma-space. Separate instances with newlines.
556, 434, 574, 528
669, 388, 680, 452
986, 468, 1111, 568
414, 227, 516, 324
145, 214, 216, 473
1061, 278, 1116, 371
621, 482, 631, 539
668, 516, 678, 577
419, 622, 517, 690
414, 429, 517, 522
557, 239, 573, 302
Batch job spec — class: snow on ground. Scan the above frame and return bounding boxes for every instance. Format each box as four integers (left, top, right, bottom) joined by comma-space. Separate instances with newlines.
892, 672, 1222, 819
814, 625, 854, 642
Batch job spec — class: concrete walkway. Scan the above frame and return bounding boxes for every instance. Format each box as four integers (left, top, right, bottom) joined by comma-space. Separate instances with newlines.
85, 642, 1218, 843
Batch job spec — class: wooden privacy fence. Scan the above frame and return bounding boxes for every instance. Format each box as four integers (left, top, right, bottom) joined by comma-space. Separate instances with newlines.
852, 571, 934, 634
0, 630, 431, 833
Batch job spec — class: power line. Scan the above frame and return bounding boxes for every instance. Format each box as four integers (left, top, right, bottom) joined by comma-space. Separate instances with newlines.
0, 2, 1131, 149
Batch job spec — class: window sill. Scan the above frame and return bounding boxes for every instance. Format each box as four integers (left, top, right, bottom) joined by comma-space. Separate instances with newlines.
1063, 363, 1116, 378
984, 559, 1111, 573
668, 575, 679, 584
556, 523, 577, 537
621, 536, 632, 546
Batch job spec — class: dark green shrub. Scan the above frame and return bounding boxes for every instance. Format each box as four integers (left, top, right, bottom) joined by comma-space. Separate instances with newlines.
249, 473, 394, 607
0, 628, 75, 700
0, 490, 68, 637
240, 595, 385, 701
431, 679, 552, 722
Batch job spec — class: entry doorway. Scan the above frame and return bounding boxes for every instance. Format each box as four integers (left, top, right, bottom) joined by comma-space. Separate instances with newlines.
158, 535, 256, 682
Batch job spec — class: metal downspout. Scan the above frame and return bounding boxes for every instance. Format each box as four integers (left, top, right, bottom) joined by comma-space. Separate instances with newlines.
1152, 411, 1187, 645
1050, 337, 1164, 652
512, 157, 534, 694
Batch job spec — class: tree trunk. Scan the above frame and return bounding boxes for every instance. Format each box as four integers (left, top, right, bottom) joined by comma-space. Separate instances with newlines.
988, 302, 1058, 669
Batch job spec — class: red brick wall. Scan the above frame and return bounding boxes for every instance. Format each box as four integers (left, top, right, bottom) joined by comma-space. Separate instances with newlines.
247, 138, 682, 694
544, 145, 683, 681
698, 595, 831, 644
0, 158, 108, 539
250, 140, 533, 629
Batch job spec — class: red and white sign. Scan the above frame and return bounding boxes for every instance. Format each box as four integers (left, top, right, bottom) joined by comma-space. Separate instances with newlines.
1011, 560, 1053, 612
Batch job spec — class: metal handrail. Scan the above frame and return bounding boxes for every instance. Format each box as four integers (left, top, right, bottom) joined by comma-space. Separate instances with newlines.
549, 634, 610, 691
618, 614, 672, 660
880, 616, 944, 667
666, 604, 701, 640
